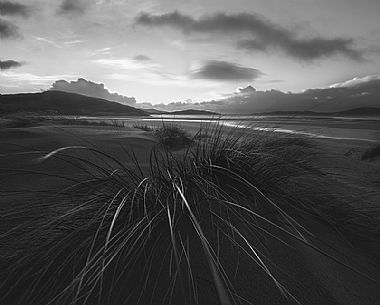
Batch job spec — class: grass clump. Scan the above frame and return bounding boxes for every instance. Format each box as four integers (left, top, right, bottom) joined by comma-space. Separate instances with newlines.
1, 115, 43, 128
133, 123, 154, 131
47, 116, 126, 128
1, 124, 379, 305
153, 123, 191, 148
133, 123, 191, 148
362, 143, 380, 161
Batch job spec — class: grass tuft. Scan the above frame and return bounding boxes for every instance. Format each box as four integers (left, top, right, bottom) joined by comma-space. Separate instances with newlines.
152, 123, 191, 148
45, 116, 126, 128
1, 115, 43, 128
362, 143, 380, 161
133, 123, 154, 131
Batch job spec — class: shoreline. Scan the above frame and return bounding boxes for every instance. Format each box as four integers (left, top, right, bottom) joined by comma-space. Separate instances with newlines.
70, 114, 380, 143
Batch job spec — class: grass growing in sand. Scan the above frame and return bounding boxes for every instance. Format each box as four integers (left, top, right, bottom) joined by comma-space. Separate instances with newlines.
133, 123, 154, 131
1, 115, 128, 129
1, 124, 380, 305
134, 122, 192, 148
47, 117, 127, 128
153, 123, 191, 148
1, 115, 44, 128
362, 143, 380, 161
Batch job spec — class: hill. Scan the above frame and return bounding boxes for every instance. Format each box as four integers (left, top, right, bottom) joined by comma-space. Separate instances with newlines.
252, 110, 327, 116
142, 108, 169, 114
334, 107, 380, 116
141, 109, 220, 115
0, 91, 148, 116
169, 109, 220, 115
253, 107, 380, 117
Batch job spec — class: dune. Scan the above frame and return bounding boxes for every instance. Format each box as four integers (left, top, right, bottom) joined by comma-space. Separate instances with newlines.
0, 119, 380, 305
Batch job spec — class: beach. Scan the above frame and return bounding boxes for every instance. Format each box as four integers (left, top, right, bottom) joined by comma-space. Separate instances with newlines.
77, 114, 380, 142
1, 117, 380, 305
2, 0, 380, 303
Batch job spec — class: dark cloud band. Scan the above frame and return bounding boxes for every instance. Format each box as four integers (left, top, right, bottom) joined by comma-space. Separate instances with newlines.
237, 37, 360, 61
136, 11, 362, 61
58, 0, 87, 15
0, 18, 19, 39
191, 60, 262, 81
0, 1, 29, 17
133, 55, 152, 61
0, 59, 23, 69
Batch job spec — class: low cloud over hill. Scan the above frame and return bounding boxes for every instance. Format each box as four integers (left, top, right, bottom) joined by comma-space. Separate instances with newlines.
50, 78, 137, 106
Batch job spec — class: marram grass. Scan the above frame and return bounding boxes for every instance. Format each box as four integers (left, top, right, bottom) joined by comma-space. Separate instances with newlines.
362, 143, 380, 161
1, 124, 379, 305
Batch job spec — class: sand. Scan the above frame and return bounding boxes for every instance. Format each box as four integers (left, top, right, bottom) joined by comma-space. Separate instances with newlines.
1, 121, 380, 304
0, 124, 156, 191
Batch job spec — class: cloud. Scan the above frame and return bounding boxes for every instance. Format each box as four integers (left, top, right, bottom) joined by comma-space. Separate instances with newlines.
93, 57, 179, 86
198, 76, 380, 113
93, 58, 161, 70
0, 18, 19, 39
1, 71, 77, 86
50, 78, 137, 105
0, 1, 29, 17
58, 0, 88, 15
237, 85, 257, 94
133, 55, 152, 61
64, 39, 85, 45
191, 60, 262, 81
238, 37, 360, 61
147, 75, 380, 114
236, 40, 267, 52
0, 59, 23, 69
136, 11, 362, 61
91, 47, 112, 56
329, 75, 380, 88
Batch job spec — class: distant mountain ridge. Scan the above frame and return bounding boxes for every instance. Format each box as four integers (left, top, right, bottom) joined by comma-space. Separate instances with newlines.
0, 91, 148, 116
143, 109, 220, 115
169, 109, 220, 115
335, 107, 380, 116
2, 91, 378, 118
252, 107, 380, 117
143, 108, 169, 114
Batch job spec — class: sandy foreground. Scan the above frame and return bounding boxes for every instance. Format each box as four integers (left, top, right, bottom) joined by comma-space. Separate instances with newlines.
1, 122, 380, 305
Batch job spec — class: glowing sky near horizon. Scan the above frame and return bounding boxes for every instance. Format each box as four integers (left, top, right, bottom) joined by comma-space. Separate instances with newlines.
1, 0, 380, 104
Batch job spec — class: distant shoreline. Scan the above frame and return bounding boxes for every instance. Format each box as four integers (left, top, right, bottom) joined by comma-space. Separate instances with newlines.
74, 114, 380, 143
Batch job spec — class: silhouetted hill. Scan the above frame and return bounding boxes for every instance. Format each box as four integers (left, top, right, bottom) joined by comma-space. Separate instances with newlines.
335, 107, 380, 116
142, 109, 220, 115
0, 91, 148, 116
253, 107, 380, 117
252, 110, 327, 116
169, 109, 220, 115
143, 108, 169, 114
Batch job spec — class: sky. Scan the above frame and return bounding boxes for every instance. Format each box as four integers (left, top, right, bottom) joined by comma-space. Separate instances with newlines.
1, 0, 380, 111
